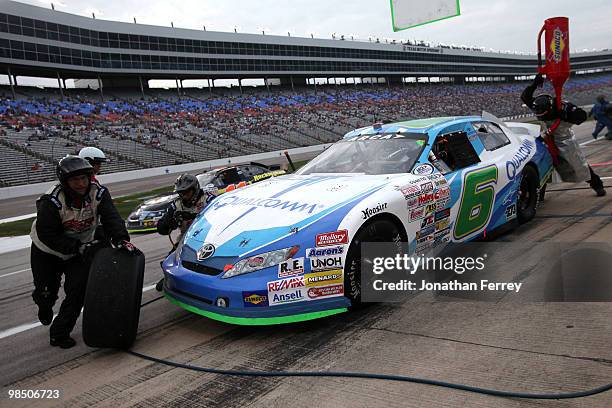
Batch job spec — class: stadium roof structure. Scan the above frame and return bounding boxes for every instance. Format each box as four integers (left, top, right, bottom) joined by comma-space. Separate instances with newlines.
0, 0, 611, 86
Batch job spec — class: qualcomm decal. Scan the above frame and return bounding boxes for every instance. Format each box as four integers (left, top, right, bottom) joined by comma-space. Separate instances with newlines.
506, 140, 535, 181
209, 195, 325, 214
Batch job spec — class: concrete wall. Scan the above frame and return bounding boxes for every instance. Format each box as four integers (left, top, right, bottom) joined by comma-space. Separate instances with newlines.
0, 143, 330, 200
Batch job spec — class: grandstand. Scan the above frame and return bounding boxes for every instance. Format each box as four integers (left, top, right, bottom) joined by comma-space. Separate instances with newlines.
1, 1, 611, 187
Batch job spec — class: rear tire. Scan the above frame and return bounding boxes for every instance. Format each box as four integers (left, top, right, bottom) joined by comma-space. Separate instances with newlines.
83, 248, 145, 349
344, 219, 404, 308
517, 166, 539, 224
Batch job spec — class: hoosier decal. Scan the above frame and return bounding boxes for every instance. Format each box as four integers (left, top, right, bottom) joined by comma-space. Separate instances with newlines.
362, 203, 388, 220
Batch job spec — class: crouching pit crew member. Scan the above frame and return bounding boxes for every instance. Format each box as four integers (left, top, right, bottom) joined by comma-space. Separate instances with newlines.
155, 174, 217, 291
30, 156, 137, 349
521, 73, 606, 197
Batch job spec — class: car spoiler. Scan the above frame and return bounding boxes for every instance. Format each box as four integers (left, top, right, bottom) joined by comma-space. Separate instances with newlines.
250, 161, 281, 171
504, 122, 542, 139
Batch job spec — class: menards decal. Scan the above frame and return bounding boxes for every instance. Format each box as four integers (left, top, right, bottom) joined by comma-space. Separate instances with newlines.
305, 270, 343, 287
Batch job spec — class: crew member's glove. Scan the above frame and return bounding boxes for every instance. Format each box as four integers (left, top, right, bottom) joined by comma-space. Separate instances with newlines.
533, 73, 544, 87
117, 240, 139, 254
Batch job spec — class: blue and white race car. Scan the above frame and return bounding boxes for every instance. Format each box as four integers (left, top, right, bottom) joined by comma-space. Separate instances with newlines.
161, 115, 553, 325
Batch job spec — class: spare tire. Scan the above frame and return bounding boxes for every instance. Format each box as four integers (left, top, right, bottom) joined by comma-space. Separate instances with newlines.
83, 247, 145, 349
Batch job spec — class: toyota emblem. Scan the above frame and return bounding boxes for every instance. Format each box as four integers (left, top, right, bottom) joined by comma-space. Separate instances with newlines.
197, 243, 215, 260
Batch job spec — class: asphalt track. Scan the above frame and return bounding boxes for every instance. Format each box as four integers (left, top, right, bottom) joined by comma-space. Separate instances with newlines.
0, 122, 610, 407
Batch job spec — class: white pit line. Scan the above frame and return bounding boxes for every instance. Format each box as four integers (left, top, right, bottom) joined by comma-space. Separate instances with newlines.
0, 283, 158, 340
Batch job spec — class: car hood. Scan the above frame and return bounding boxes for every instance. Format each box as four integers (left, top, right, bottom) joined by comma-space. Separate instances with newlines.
137, 193, 177, 211
183, 173, 409, 260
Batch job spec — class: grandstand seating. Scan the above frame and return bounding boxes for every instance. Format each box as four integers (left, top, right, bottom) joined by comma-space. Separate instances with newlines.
1, 74, 611, 187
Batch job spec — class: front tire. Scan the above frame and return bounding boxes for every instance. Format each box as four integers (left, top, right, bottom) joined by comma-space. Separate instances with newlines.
344, 219, 404, 307
517, 166, 539, 224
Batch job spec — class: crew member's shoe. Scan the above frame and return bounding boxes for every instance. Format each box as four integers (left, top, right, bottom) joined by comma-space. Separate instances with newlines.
155, 278, 164, 292
50, 336, 77, 349
594, 187, 606, 197
592, 133, 598, 140
37, 306, 53, 326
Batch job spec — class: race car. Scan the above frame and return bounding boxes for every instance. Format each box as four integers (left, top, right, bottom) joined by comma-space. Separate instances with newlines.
161, 115, 553, 325
125, 163, 286, 232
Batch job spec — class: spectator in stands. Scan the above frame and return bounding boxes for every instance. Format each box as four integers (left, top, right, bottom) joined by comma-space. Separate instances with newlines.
521, 74, 606, 196
29, 156, 137, 349
589, 95, 612, 140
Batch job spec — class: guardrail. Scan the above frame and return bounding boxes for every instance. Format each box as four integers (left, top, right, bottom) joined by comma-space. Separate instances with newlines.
0, 143, 331, 200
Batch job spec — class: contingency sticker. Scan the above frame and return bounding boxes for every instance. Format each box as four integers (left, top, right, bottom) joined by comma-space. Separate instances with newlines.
315, 230, 349, 247
306, 245, 345, 258
306, 284, 344, 300
267, 276, 306, 306
305, 270, 343, 287
278, 257, 304, 278
242, 291, 269, 307
309, 255, 343, 272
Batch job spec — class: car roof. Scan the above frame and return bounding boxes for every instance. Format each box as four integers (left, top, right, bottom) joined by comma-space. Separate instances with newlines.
343, 116, 482, 139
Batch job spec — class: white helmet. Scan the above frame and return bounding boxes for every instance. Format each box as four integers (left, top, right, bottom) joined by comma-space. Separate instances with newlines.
78, 146, 108, 164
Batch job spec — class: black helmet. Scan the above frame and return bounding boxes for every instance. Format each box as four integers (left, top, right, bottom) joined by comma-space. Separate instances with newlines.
56, 155, 93, 184
174, 174, 200, 193
532, 94, 554, 118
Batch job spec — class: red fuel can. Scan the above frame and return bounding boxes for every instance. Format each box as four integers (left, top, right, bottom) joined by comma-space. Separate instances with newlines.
537, 17, 570, 109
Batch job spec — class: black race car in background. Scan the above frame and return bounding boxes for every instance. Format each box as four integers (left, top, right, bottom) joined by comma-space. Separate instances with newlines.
125, 163, 286, 232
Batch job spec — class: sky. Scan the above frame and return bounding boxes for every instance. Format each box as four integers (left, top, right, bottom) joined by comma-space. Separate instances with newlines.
5, 0, 612, 86
17, 0, 610, 52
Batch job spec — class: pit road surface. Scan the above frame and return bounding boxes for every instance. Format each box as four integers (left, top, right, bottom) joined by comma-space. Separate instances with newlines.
0, 123, 611, 407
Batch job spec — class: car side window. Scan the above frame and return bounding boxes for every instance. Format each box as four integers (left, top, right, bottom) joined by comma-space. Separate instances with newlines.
217, 168, 241, 187
249, 166, 266, 176
472, 122, 511, 151
430, 131, 481, 173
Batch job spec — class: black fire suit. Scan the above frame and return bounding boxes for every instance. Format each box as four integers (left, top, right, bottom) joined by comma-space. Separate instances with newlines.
30, 182, 129, 339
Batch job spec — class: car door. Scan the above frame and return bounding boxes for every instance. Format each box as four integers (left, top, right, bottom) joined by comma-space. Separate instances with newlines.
429, 126, 501, 242
470, 121, 519, 229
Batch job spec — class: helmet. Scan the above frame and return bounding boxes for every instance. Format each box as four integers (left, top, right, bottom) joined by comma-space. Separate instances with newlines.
174, 174, 200, 193
532, 94, 554, 118
78, 146, 108, 164
56, 155, 94, 184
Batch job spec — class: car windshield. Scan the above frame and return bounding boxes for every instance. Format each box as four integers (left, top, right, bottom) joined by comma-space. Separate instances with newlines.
296, 132, 427, 175
196, 173, 216, 187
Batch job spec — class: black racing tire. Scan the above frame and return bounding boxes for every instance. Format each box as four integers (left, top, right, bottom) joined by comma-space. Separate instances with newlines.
517, 165, 539, 224
83, 247, 145, 349
344, 219, 404, 308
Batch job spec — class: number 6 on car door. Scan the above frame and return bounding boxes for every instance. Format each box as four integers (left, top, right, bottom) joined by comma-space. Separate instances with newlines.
454, 164, 498, 240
